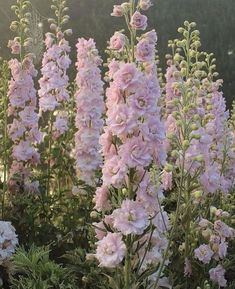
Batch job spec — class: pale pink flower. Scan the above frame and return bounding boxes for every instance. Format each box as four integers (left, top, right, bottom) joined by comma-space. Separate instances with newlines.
200, 166, 221, 194
106, 104, 137, 138
136, 39, 155, 62
94, 186, 111, 212
130, 11, 148, 30
19, 106, 39, 128
161, 171, 173, 190
8, 119, 26, 141
53, 113, 69, 138
95, 233, 126, 267
12, 141, 37, 162
108, 60, 120, 79
110, 32, 126, 52
119, 137, 152, 168
102, 155, 127, 188
218, 241, 228, 259
209, 265, 227, 287
113, 63, 140, 91
111, 5, 124, 17
8, 39, 21, 54
194, 244, 214, 264
139, 0, 153, 10
142, 30, 158, 44
214, 220, 234, 238
112, 199, 149, 235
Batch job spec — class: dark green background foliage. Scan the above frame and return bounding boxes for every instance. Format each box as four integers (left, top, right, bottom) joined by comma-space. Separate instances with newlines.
0, 0, 234, 107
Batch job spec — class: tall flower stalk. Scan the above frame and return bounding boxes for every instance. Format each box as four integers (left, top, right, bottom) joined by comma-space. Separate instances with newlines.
75, 38, 104, 185
158, 21, 235, 288
38, 0, 72, 195
7, 0, 41, 196
93, 1, 169, 288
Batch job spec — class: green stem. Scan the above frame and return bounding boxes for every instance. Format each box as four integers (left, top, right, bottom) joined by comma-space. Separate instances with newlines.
124, 235, 131, 289
46, 112, 53, 196
153, 153, 186, 289
1, 66, 9, 220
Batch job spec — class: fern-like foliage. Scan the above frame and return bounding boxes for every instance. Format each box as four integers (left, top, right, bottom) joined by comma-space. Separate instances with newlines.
9, 245, 77, 289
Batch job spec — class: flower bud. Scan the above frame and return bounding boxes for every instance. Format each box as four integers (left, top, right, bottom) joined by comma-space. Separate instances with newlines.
90, 211, 98, 219
182, 140, 190, 150
193, 190, 203, 199
164, 163, 173, 173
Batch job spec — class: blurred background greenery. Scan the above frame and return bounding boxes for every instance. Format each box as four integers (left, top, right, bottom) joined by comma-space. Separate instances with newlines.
0, 0, 234, 108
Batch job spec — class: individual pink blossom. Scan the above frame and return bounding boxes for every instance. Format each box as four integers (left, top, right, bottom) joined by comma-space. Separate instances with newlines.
7, 39, 21, 54
130, 11, 148, 30
12, 140, 39, 163
111, 5, 124, 17
161, 171, 173, 190
136, 39, 155, 62
194, 244, 214, 264
106, 104, 137, 138
19, 106, 39, 128
108, 60, 121, 79
102, 155, 127, 188
95, 233, 126, 267
119, 137, 152, 168
112, 199, 149, 235
110, 32, 126, 52
94, 186, 111, 212
142, 30, 158, 44
52, 113, 69, 139
200, 166, 221, 194
136, 172, 164, 213
113, 62, 140, 91
218, 241, 228, 259
139, 0, 153, 10
93, 215, 114, 241
214, 220, 234, 238
209, 265, 227, 287
8, 119, 26, 141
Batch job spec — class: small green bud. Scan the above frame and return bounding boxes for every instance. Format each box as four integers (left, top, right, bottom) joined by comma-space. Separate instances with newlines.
191, 134, 201, 140
164, 163, 173, 173
177, 27, 184, 33
182, 140, 190, 150
82, 276, 89, 283
171, 150, 179, 158
122, 188, 128, 195
90, 211, 98, 219
194, 154, 204, 162
193, 190, 203, 199
210, 206, 217, 215
121, 2, 130, 11
191, 124, 199, 130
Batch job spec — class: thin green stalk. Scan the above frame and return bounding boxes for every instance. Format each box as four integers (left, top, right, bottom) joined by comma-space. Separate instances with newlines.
124, 235, 131, 289
1, 66, 9, 220
46, 112, 53, 196
153, 153, 186, 289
